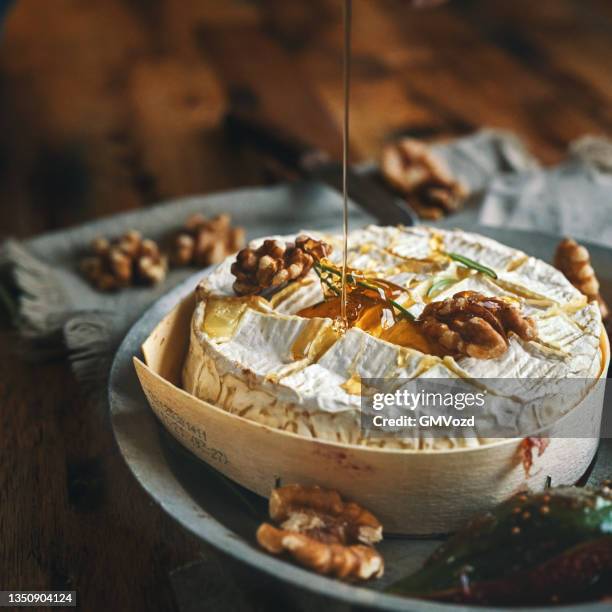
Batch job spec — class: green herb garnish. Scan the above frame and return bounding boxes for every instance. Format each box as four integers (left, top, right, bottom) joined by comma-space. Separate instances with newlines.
314, 264, 341, 296
388, 298, 415, 321
427, 277, 457, 297
314, 262, 415, 320
447, 252, 498, 279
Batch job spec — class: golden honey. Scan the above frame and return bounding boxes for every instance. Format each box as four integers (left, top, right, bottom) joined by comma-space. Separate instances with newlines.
298, 286, 433, 354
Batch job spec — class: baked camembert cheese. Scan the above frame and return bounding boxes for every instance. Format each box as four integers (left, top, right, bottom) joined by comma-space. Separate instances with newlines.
182, 226, 604, 449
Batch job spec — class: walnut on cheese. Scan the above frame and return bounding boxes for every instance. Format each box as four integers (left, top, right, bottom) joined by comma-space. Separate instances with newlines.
231, 235, 332, 296
418, 290, 537, 359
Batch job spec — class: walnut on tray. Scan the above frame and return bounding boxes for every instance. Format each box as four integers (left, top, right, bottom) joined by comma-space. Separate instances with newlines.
256, 484, 384, 581
231, 235, 332, 296
418, 290, 537, 359
554, 237, 609, 320
381, 138, 468, 220
80, 230, 167, 291
170, 213, 245, 267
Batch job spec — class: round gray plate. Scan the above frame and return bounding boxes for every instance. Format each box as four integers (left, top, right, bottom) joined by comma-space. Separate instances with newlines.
109, 225, 611, 611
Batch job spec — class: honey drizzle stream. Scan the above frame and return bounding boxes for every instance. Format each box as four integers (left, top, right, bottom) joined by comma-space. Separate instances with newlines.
340, 0, 352, 330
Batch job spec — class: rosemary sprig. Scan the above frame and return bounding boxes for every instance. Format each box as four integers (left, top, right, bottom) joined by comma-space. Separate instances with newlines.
314, 262, 415, 320
314, 264, 341, 296
387, 297, 415, 321
427, 277, 457, 297
447, 252, 498, 279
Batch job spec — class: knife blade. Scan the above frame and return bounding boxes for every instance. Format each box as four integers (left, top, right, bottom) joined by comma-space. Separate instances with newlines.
306, 161, 417, 226
224, 112, 417, 226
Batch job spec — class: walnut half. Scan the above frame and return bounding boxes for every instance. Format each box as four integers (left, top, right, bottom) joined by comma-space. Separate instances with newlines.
80, 230, 167, 291
419, 291, 537, 359
231, 235, 332, 296
381, 138, 468, 219
554, 237, 609, 320
170, 213, 245, 267
256, 484, 384, 581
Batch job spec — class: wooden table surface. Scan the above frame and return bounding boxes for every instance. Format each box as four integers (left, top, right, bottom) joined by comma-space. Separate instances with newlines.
1, 1, 611, 610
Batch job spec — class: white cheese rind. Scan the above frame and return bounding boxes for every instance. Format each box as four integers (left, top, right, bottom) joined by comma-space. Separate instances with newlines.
183, 226, 604, 449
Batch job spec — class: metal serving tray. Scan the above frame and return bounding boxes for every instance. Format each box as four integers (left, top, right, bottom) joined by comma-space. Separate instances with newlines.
109, 186, 612, 611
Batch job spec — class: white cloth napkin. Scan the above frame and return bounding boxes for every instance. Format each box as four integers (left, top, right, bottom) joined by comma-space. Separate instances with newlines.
479, 136, 612, 247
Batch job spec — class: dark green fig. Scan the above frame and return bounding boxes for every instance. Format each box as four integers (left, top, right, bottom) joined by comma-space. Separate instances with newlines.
389, 482, 612, 605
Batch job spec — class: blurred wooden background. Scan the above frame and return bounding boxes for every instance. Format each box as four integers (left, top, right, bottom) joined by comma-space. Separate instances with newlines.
2, 0, 612, 239
1, 1, 612, 610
